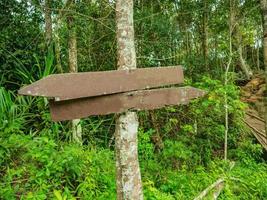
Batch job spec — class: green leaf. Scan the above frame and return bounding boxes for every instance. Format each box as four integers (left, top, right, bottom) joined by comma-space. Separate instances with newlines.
53, 190, 63, 200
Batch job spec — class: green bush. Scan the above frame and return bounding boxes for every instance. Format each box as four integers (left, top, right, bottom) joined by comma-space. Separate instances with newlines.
0, 134, 116, 199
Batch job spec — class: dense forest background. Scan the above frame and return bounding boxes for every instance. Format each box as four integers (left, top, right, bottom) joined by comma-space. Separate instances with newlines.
0, 0, 267, 199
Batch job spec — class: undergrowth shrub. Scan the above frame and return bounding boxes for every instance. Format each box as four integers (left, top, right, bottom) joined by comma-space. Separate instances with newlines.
0, 87, 27, 135
0, 134, 116, 199
139, 76, 261, 167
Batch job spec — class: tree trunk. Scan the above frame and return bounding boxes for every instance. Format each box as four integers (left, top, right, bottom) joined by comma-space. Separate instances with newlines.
44, 0, 52, 47
202, 0, 208, 71
54, 32, 63, 73
67, 0, 82, 144
237, 34, 253, 79
224, 0, 234, 161
257, 43, 260, 71
54, 9, 63, 74
260, 0, 267, 138
67, 12, 77, 73
232, 1, 253, 79
115, 0, 143, 199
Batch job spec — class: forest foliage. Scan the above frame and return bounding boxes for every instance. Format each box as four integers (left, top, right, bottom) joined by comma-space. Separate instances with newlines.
0, 0, 266, 199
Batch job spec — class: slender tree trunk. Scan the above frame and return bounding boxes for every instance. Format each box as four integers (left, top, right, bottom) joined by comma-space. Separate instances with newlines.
54, 0, 74, 74
54, 10, 63, 73
224, 0, 234, 161
67, 0, 82, 144
54, 11, 63, 74
186, 29, 190, 60
115, 0, 143, 199
67, 15, 77, 73
44, 0, 52, 47
232, 1, 252, 79
237, 34, 252, 79
202, 0, 208, 71
54, 32, 63, 73
260, 0, 267, 138
257, 42, 260, 71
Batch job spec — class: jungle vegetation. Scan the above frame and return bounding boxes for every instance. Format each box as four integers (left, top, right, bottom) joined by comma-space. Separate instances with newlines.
0, 0, 267, 199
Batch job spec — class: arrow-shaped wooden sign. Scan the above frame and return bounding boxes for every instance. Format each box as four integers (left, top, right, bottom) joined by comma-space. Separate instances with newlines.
19, 66, 184, 101
18, 66, 206, 122
49, 87, 205, 121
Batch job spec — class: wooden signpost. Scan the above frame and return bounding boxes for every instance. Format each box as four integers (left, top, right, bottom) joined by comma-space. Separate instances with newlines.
18, 66, 205, 121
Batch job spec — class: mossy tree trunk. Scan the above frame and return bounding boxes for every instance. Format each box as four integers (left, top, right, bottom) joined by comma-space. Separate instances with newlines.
44, 0, 52, 47
115, 0, 143, 199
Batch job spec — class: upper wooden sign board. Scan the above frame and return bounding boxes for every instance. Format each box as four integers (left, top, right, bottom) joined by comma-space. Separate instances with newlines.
19, 66, 184, 101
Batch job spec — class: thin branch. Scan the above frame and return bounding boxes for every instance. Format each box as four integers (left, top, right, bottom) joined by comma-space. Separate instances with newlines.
246, 112, 265, 123
194, 162, 235, 200
243, 120, 266, 139
51, 8, 115, 32
194, 178, 224, 200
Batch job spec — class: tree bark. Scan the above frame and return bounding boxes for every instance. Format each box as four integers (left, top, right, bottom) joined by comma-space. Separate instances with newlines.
44, 0, 52, 47
67, 6, 77, 73
67, 0, 82, 144
260, 0, 267, 139
115, 1, 143, 199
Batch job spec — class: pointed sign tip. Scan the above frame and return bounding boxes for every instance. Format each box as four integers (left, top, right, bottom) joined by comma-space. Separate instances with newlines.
18, 86, 30, 96
18, 84, 39, 96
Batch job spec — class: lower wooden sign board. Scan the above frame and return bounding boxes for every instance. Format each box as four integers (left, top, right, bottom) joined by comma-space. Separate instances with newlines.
49, 87, 206, 121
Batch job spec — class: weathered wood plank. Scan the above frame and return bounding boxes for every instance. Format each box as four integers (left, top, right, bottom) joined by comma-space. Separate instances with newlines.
19, 66, 184, 101
49, 87, 205, 121
244, 111, 267, 150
